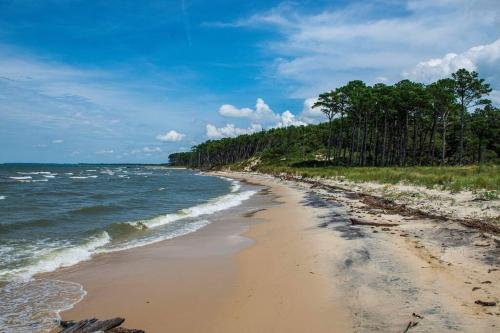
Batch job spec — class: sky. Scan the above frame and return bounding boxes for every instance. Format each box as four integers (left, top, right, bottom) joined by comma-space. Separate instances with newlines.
0, 0, 499, 163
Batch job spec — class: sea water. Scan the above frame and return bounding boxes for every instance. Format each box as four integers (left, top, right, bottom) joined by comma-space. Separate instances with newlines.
0, 164, 256, 332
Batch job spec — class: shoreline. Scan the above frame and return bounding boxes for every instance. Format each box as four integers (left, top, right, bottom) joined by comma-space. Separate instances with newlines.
49, 173, 350, 332
44, 171, 499, 332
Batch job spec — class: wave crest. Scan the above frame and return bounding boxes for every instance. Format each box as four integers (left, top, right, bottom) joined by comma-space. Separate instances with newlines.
133, 189, 256, 229
0, 232, 111, 281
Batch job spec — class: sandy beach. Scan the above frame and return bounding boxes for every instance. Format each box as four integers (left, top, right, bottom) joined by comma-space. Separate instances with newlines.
50, 173, 350, 332
48, 172, 499, 333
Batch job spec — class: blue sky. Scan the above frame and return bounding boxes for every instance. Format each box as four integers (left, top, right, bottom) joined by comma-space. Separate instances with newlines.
1, 0, 499, 163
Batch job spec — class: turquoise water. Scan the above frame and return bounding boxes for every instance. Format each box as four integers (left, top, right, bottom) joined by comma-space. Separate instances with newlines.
0, 164, 256, 332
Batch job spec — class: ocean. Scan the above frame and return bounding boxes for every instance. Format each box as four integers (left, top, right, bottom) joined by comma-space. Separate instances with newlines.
0, 164, 257, 332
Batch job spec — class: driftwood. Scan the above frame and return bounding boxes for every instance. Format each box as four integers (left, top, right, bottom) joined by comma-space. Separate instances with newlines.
350, 217, 399, 227
110, 328, 145, 333
402, 321, 418, 333
475, 300, 497, 306
60, 317, 144, 333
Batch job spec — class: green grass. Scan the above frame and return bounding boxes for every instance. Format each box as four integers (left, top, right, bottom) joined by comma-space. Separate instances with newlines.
253, 164, 500, 193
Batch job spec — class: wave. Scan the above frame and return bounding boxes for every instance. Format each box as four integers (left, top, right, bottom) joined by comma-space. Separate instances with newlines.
16, 171, 51, 175
230, 180, 241, 192
103, 219, 212, 253
0, 232, 111, 281
0, 196, 5, 200
106, 221, 148, 240
69, 176, 88, 179
131, 189, 256, 229
9, 176, 32, 180
217, 176, 241, 192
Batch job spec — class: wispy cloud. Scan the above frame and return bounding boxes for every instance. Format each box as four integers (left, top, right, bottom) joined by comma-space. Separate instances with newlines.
0, 43, 206, 162
208, 0, 500, 98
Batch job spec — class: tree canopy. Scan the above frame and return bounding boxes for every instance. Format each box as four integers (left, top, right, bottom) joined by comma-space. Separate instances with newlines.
169, 69, 499, 169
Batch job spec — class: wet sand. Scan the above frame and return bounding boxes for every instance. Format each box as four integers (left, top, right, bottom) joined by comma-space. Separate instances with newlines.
50, 174, 350, 332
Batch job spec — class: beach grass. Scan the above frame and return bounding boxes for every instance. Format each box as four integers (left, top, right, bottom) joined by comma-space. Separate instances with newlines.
253, 164, 499, 193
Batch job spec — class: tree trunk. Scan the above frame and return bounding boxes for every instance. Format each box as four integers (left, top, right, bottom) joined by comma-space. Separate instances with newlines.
327, 118, 333, 162
412, 111, 417, 165
429, 109, 438, 164
402, 111, 408, 166
459, 96, 465, 165
360, 113, 368, 166
441, 113, 447, 165
381, 112, 387, 166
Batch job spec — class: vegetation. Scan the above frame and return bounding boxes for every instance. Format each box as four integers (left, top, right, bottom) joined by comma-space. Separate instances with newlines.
255, 164, 499, 192
169, 68, 499, 191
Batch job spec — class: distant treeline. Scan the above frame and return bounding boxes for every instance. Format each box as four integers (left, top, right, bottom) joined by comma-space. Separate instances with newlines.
169, 69, 499, 169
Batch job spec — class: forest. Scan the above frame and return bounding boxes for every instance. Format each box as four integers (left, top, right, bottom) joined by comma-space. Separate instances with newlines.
169, 69, 499, 170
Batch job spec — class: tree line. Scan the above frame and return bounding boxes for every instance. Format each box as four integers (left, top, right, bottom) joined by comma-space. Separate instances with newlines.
169, 69, 499, 169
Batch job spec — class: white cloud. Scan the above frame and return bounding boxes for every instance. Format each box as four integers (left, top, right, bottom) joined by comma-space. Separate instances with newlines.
96, 149, 114, 154
218, 98, 279, 123
219, 104, 253, 117
274, 110, 307, 128
206, 123, 262, 139
142, 146, 162, 153
404, 38, 500, 82
51, 139, 64, 144
217, 97, 320, 133
156, 130, 186, 142
298, 97, 324, 124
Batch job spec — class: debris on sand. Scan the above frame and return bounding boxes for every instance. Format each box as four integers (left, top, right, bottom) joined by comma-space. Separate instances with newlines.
474, 300, 497, 307
350, 217, 399, 227
59, 317, 144, 333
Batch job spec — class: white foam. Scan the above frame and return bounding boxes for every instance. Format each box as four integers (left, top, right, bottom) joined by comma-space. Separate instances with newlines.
17, 171, 51, 175
69, 176, 88, 179
9, 176, 32, 180
134, 190, 256, 229
230, 181, 241, 192
85, 169, 97, 172
217, 176, 241, 193
88, 175, 98, 178
43, 175, 56, 178
0, 232, 111, 281
0, 196, 5, 200
32, 179, 48, 182
0, 279, 86, 332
